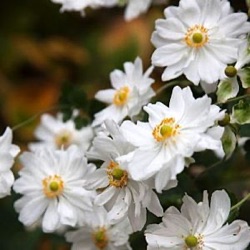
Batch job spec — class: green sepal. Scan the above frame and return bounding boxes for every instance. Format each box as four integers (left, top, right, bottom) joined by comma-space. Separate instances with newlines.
231, 99, 250, 124
221, 126, 237, 158
238, 67, 250, 88
216, 78, 239, 103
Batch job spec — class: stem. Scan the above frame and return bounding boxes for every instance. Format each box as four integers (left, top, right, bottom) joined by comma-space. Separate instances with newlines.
11, 105, 68, 131
216, 94, 250, 105
155, 80, 190, 96
230, 193, 250, 211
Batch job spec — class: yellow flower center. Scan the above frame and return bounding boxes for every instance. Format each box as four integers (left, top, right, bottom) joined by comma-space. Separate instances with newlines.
185, 25, 209, 48
113, 86, 130, 106
42, 175, 64, 198
107, 162, 128, 188
54, 129, 73, 149
92, 227, 108, 249
185, 235, 198, 248
152, 118, 180, 142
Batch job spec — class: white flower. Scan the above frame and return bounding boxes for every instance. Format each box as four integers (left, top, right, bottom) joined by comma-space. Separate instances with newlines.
120, 86, 225, 190
0, 127, 20, 198
29, 113, 94, 152
51, 0, 102, 15
100, 0, 152, 21
86, 120, 163, 231
146, 190, 250, 250
92, 57, 155, 127
13, 146, 96, 232
151, 0, 250, 85
65, 206, 132, 250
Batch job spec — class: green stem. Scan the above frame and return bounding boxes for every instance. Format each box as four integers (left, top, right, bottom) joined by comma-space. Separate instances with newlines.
155, 80, 190, 96
216, 94, 250, 105
230, 193, 250, 212
11, 105, 68, 131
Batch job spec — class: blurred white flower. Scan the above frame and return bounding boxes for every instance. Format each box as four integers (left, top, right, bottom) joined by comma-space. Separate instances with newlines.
51, 0, 102, 15
0, 127, 20, 198
14, 146, 96, 232
146, 190, 250, 250
86, 120, 163, 231
151, 0, 250, 85
120, 86, 224, 189
66, 206, 132, 250
92, 57, 155, 127
29, 113, 94, 152
100, 0, 152, 21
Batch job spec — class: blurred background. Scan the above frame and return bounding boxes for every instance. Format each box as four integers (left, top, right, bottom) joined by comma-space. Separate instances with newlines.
0, 0, 250, 249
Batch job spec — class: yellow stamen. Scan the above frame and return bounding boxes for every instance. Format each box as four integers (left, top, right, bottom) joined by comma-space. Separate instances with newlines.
113, 86, 130, 106
92, 227, 108, 249
153, 118, 180, 142
54, 130, 73, 149
42, 175, 64, 198
107, 162, 128, 188
185, 25, 209, 48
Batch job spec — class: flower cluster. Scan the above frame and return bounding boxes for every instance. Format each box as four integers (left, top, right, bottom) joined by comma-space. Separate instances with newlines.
1, 0, 250, 249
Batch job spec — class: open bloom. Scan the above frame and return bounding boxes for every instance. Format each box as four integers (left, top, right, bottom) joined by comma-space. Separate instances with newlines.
151, 0, 250, 85
14, 146, 96, 232
0, 127, 20, 198
29, 113, 93, 152
120, 86, 224, 189
146, 190, 250, 250
92, 57, 155, 127
86, 120, 163, 231
66, 206, 132, 250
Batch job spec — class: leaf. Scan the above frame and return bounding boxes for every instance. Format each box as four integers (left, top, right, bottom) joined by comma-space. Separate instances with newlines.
216, 78, 239, 103
238, 67, 250, 88
231, 98, 250, 124
221, 126, 237, 158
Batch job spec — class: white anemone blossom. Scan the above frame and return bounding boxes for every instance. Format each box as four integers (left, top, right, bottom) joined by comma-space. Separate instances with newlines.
13, 146, 96, 232
151, 0, 250, 86
29, 113, 94, 152
120, 86, 225, 191
86, 120, 163, 231
50, 0, 103, 15
100, 0, 152, 21
92, 57, 155, 127
66, 206, 132, 250
0, 127, 20, 198
146, 190, 250, 250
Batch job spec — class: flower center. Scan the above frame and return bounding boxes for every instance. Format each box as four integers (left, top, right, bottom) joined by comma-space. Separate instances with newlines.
185, 25, 209, 48
224, 65, 237, 78
42, 175, 64, 198
113, 86, 130, 106
107, 161, 128, 188
92, 227, 108, 250
54, 129, 73, 149
185, 235, 198, 248
152, 118, 180, 142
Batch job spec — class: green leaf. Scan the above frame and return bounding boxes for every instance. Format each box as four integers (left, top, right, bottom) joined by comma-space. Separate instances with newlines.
238, 67, 250, 88
231, 98, 250, 124
216, 78, 239, 103
221, 126, 237, 158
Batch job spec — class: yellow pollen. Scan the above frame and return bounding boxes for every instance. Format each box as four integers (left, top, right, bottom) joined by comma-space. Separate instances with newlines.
107, 162, 128, 188
185, 25, 209, 48
92, 227, 108, 249
113, 86, 130, 106
54, 130, 73, 149
153, 118, 180, 142
42, 175, 64, 198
